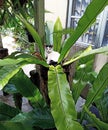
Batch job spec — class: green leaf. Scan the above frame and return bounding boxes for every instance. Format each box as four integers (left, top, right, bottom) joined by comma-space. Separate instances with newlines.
95, 88, 108, 122
17, 15, 45, 60
60, 28, 74, 35
0, 114, 11, 121
58, 0, 108, 63
0, 53, 48, 90
53, 28, 74, 36
0, 121, 33, 130
72, 80, 86, 103
63, 46, 108, 66
3, 84, 19, 94
45, 21, 54, 45
0, 52, 49, 67
0, 55, 48, 68
85, 63, 108, 108
15, 53, 49, 67
72, 55, 96, 102
53, 17, 63, 52
84, 106, 108, 130
48, 65, 83, 130
0, 102, 20, 119
11, 108, 55, 129
10, 69, 44, 107
0, 58, 23, 66
0, 65, 21, 90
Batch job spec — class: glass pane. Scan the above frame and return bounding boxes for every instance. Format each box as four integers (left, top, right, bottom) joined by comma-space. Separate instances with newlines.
70, 0, 101, 45
72, 0, 91, 17
79, 21, 99, 45
71, 0, 91, 28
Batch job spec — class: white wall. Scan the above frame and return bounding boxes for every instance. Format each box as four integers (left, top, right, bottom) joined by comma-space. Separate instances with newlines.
45, 0, 68, 28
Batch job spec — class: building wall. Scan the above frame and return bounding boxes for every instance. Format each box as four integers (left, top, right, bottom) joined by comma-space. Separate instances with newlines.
45, 0, 68, 28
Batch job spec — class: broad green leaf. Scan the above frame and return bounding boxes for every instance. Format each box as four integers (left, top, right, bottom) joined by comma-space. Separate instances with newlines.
0, 102, 20, 119
0, 54, 48, 90
53, 17, 63, 52
0, 121, 33, 130
17, 15, 45, 60
11, 108, 55, 129
10, 69, 44, 107
0, 58, 23, 66
63, 46, 108, 66
84, 106, 108, 130
15, 53, 49, 67
85, 63, 108, 108
0, 65, 21, 90
48, 65, 83, 130
58, 0, 108, 63
0, 53, 49, 67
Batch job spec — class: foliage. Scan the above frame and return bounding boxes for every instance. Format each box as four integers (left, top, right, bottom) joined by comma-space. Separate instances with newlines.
0, 0, 34, 53
84, 106, 108, 130
58, 0, 108, 63
0, 0, 34, 29
72, 55, 96, 103
85, 63, 108, 108
0, 0, 108, 130
53, 17, 63, 52
48, 65, 83, 130
95, 88, 108, 123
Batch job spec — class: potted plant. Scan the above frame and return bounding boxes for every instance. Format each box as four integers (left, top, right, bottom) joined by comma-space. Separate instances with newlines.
0, 0, 108, 130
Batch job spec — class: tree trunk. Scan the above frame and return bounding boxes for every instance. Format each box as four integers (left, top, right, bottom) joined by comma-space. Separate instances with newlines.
34, 0, 45, 46
33, 0, 50, 105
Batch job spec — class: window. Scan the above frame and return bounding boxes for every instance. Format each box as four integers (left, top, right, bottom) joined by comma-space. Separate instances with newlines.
66, 0, 108, 48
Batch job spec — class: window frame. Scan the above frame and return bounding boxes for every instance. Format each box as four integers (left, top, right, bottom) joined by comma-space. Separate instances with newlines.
66, 0, 108, 48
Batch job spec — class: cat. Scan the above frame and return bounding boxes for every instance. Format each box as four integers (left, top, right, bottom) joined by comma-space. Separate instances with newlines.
45, 45, 53, 58
45, 45, 60, 65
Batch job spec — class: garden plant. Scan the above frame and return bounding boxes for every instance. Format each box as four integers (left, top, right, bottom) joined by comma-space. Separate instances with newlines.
0, 0, 108, 130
